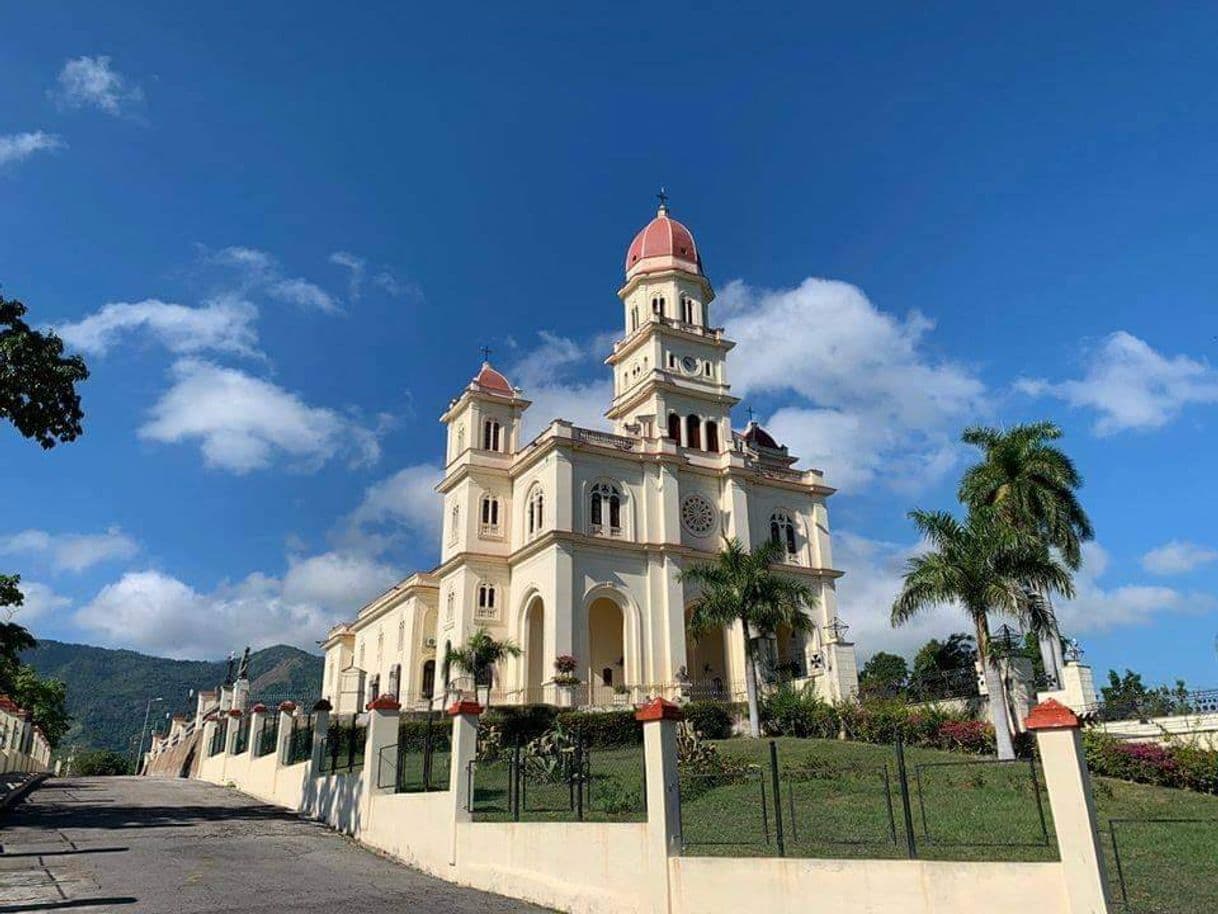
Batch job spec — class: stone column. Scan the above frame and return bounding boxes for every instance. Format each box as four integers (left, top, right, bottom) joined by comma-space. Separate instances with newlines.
447, 699, 482, 865
310, 699, 332, 775
248, 704, 267, 758
1026, 699, 1112, 914
639, 698, 683, 914
365, 694, 402, 796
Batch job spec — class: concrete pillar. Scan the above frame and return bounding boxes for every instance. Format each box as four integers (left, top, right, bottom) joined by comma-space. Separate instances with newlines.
248, 704, 267, 757
1026, 699, 1112, 914
365, 695, 401, 795
447, 699, 482, 865
219, 685, 233, 713
310, 699, 332, 774
233, 678, 250, 712
276, 702, 297, 763
639, 698, 683, 914
1062, 662, 1099, 713
224, 710, 241, 754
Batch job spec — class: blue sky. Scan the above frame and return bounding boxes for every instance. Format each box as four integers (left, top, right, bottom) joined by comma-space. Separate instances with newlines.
3, 4, 1217, 684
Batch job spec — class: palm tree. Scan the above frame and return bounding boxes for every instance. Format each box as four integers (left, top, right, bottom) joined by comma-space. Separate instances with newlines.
892, 508, 1073, 759
445, 628, 521, 708
958, 422, 1093, 685
680, 538, 817, 738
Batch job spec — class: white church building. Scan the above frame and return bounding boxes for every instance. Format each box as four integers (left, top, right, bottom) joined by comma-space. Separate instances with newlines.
321, 200, 859, 712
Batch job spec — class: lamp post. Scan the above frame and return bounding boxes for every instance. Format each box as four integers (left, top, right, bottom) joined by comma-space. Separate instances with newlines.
133, 696, 164, 774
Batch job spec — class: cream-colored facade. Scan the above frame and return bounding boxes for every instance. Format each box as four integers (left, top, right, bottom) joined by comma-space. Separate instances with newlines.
322, 202, 859, 713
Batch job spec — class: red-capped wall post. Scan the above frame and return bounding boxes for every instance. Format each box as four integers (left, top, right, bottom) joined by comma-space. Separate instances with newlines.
365, 694, 402, 796
638, 698, 683, 914
1026, 699, 1112, 914
447, 699, 483, 865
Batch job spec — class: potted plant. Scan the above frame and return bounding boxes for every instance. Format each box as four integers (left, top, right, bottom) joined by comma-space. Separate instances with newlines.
612, 683, 630, 706
552, 655, 580, 703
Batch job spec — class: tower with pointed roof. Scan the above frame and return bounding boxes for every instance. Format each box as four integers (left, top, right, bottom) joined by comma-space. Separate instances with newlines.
318, 197, 858, 715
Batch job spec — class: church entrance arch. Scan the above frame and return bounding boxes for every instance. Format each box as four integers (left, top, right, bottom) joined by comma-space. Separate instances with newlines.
587, 595, 626, 706
523, 594, 546, 704
685, 607, 729, 700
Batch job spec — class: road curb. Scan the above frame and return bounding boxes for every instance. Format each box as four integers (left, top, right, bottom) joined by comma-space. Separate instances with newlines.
0, 772, 49, 814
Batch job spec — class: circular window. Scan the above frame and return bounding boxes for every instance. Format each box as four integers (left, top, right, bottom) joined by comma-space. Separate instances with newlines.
681, 355, 698, 375
681, 493, 718, 537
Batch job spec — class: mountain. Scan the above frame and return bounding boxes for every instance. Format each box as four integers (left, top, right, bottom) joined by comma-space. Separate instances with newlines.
21, 640, 323, 755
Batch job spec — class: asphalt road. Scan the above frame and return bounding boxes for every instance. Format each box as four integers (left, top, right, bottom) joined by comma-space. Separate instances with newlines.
0, 776, 550, 913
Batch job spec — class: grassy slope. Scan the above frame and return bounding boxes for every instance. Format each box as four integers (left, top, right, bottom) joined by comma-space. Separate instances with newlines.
21, 640, 322, 755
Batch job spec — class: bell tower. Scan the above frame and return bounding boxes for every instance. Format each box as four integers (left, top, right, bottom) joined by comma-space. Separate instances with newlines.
606, 196, 738, 450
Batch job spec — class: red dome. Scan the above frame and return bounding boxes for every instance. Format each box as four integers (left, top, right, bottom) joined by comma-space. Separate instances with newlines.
625, 205, 702, 277
473, 362, 514, 396
743, 421, 780, 450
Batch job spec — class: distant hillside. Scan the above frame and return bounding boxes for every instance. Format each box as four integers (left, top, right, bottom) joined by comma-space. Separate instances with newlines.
21, 640, 323, 755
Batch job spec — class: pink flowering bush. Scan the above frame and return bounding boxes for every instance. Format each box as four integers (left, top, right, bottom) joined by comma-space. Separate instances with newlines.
1084, 731, 1218, 794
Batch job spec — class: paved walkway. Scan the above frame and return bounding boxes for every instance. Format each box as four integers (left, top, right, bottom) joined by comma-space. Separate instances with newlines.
0, 776, 550, 913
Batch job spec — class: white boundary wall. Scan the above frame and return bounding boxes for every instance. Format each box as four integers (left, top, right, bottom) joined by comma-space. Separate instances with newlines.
187, 697, 1111, 914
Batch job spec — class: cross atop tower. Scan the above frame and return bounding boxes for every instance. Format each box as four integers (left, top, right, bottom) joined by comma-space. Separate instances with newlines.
480, 345, 493, 363
656, 186, 669, 214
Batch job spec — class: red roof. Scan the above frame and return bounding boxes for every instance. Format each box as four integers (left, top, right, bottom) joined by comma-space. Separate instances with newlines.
743, 421, 779, 450
473, 362, 514, 396
625, 206, 702, 276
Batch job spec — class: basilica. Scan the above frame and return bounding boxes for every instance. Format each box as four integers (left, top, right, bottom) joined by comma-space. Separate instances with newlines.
320, 200, 858, 712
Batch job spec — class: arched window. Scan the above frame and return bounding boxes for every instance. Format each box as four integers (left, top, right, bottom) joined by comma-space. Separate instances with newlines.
681, 296, 695, 324
449, 504, 460, 544
651, 296, 665, 316
667, 412, 681, 441
367, 674, 380, 703
630, 307, 639, 331
705, 420, 719, 452
482, 418, 502, 451
476, 583, 497, 620
388, 664, 401, 700
527, 485, 545, 539
686, 414, 702, 449
421, 660, 436, 700
770, 511, 798, 559
480, 494, 500, 534
455, 424, 465, 456
590, 481, 623, 535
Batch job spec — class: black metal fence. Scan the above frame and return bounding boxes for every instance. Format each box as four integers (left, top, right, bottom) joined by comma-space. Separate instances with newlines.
1108, 818, 1218, 914
256, 714, 280, 758
375, 712, 452, 793
209, 719, 227, 757
286, 715, 313, 765
678, 738, 1059, 861
233, 713, 251, 754
468, 733, 647, 823
318, 715, 366, 775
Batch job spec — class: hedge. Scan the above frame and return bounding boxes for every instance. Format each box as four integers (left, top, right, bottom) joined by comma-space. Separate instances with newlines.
1084, 731, 1218, 794
555, 709, 642, 747
683, 701, 735, 740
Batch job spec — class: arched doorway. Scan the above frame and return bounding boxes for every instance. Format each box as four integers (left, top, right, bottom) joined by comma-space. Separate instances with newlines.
420, 659, 436, 702
587, 596, 626, 706
525, 596, 546, 704
685, 608, 729, 700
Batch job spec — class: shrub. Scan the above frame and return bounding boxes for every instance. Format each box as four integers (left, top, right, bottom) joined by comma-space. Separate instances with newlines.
555, 709, 642, 748
936, 719, 995, 755
1083, 730, 1218, 795
482, 704, 559, 745
760, 683, 839, 738
73, 748, 131, 776
683, 701, 734, 740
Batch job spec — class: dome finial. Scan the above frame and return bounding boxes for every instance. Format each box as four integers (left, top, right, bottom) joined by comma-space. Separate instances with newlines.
480, 344, 493, 366
656, 186, 669, 216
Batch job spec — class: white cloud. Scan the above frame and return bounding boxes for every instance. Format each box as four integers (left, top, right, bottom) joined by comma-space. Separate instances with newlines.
55, 295, 260, 358
1141, 540, 1218, 576
139, 359, 381, 474
833, 535, 1214, 662
343, 464, 444, 557
508, 331, 614, 441
73, 548, 403, 659
52, 55, 143, 117
209, 245, 341, 314
0, 131, 65, 168
1018, 331, 1218, 435
0, 527, 139, 572
718, 278, 987, 492
329, 251, 366, 301
6, 581, 70, 623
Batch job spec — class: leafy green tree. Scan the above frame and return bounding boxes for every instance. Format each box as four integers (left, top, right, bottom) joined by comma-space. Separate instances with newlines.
910, 633, 979, 699
11, 665, 70, 748
681, 538, 816, 738
859, 651, 909, 697
892, 509, 1073, 759
72, 748, 132, 776
958, 422, 1093, 681
445, 628, 521, 708
1, 294, 89, 448
1100, 669, 1192, 718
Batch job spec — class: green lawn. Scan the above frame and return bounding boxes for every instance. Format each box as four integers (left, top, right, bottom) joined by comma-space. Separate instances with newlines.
701, 738, 1218, 914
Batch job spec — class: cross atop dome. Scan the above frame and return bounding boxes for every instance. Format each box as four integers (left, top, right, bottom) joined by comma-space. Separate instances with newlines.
625, 194, 702, 278
656, 186, 669, 215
